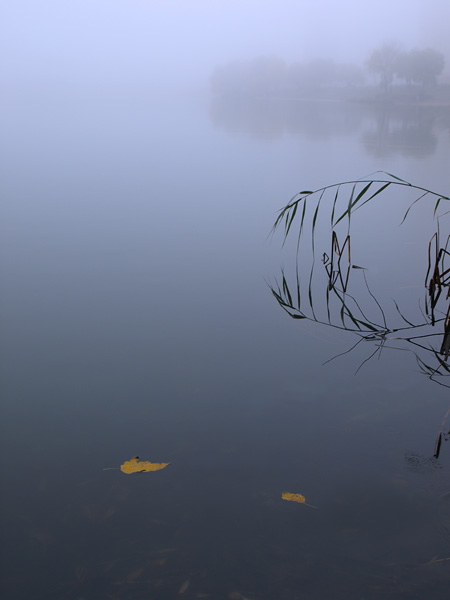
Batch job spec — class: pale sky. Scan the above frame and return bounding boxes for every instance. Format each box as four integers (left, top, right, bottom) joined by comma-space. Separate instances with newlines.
2, 0, 449, 90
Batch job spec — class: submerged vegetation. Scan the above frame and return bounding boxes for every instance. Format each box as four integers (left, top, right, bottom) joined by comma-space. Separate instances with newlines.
270, 172, 450, 455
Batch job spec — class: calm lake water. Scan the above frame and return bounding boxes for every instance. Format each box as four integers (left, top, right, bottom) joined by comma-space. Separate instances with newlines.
1, 90, 450, 599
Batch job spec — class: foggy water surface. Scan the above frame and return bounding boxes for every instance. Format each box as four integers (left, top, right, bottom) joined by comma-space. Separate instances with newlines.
1, 92, 450, 599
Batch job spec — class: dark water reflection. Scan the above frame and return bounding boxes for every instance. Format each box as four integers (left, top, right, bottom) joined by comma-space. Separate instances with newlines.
1, 92, 450, 599
209, 94, 365, 141
209, 93, 449, 158
361, 105, 444, 158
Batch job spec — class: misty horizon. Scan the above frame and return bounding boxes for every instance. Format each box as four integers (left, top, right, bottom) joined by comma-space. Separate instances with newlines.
3, 0, 450, 93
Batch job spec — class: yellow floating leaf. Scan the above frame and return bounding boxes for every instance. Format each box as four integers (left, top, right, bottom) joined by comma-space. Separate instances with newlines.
282, 492, 306, 503
120, 456, 170, 474
282, 492, 317, 508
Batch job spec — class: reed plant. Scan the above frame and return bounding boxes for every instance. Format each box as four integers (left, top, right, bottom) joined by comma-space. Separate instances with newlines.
270, 171, 450, 454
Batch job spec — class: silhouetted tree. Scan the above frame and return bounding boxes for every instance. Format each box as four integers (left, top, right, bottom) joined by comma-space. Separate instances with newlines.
407, 48, 445, 88
394, 51, 414, 84
366, 42, 402, 94
287, 59, 364, 92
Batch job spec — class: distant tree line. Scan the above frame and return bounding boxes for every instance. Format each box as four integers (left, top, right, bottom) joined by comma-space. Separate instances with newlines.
210, 44, 446, 98
210, 56, 364, 97
288, 59, 364, 90
366, 44, 445, 93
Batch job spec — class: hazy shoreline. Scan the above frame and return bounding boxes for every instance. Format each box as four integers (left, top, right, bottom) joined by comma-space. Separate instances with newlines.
211, 85, 450, 108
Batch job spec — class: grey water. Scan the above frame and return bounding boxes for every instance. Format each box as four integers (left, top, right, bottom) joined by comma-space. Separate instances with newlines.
1, 91, 450, 599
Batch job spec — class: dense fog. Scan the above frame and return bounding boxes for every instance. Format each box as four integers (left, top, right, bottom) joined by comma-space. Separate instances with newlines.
3, 0, 450, 94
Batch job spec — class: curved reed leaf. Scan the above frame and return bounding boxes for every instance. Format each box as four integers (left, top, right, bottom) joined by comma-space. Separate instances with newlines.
272, 172, 449, 239
270, 171, 450, 388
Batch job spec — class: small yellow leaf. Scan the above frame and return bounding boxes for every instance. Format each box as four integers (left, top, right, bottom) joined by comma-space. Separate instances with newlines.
120, 456, 170, 474
282, 492, 306, 503
282, 492, 317, 508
